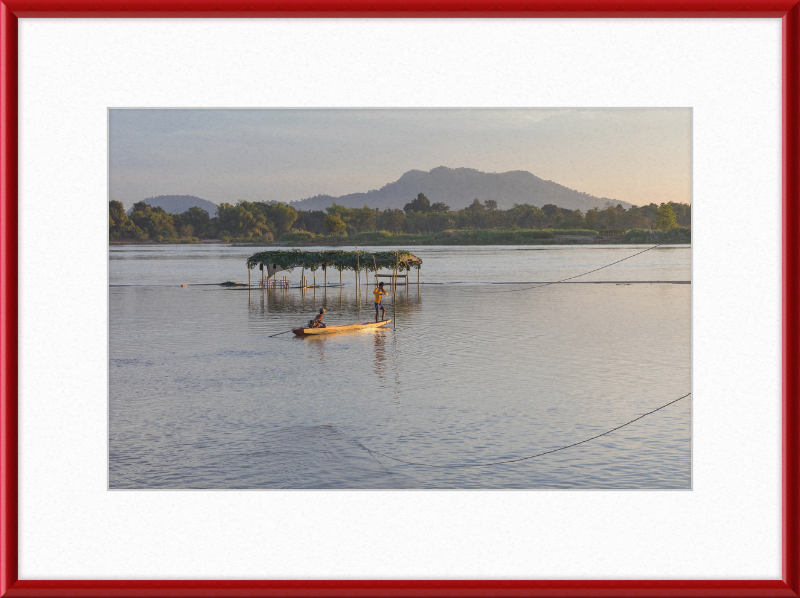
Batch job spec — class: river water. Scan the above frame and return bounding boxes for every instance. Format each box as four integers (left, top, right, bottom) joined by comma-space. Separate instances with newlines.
109, 244, 691, 489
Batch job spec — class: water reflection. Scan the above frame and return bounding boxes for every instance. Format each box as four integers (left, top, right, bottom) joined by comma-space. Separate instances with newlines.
373, 328, 387, 380
247, 278, 422, 333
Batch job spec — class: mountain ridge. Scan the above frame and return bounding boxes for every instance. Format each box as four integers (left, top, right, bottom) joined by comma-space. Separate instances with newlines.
290, 166, 631, 212
126, 195, 219, 217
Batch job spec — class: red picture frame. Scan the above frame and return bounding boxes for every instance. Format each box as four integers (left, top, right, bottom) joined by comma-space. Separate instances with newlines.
1, 2, 798, 596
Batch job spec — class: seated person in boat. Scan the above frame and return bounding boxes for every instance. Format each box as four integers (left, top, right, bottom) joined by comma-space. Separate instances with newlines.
310, 307, 327, 328
373, 282, 388, 322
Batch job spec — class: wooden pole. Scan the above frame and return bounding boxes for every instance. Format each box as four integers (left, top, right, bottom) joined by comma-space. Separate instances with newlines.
393, 254, 398, 299
392, 267, 397, 329
393, 253, 399, 329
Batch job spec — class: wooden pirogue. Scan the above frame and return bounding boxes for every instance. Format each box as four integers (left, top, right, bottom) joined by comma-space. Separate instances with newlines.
292, 320, 392, 336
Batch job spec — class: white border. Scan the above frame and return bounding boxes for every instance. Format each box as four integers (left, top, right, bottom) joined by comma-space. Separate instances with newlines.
18, 19, 782, 579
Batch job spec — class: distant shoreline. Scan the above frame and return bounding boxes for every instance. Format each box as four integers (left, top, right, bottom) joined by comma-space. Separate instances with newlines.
110, 230, 691, 247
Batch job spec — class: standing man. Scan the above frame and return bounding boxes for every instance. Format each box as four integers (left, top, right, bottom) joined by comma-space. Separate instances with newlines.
373, 282, 388, 322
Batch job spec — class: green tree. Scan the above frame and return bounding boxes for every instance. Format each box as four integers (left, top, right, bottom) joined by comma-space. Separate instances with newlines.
584, 207, 599, 230
324, 214, 347, 236
181, 206, 214, 238
109, 200, 127, 229
599, 203, 618, 229
430, 202, 450, 213
216, 202, 271, 239
482, 200, 504, 228
403, 193, 432, 213
565, 209, 584, 228
262, 201, 298, 235
541, 204, 560, 219
348, 205, 377, 233
464, 198, 486, 227
654, 203, 678, 231
128, 202, 179, 240
510, 203, 546, 229
378, 209, 406, 233
294, 210, 327, 235
109, 201, 147, 240
669, 202, 691, 226
326, 203, 349, 218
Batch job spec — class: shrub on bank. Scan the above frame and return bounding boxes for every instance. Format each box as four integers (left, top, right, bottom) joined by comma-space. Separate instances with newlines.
621, 226, 691, 244
551, 229, 598, 236
225, 237, 272, 245
279, 231, 316, 242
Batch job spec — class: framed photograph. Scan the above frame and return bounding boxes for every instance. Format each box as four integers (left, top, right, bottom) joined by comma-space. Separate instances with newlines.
1, 1, 798, 596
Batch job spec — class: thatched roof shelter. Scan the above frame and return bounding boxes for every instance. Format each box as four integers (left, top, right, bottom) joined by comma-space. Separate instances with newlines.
246, 249, 422, 279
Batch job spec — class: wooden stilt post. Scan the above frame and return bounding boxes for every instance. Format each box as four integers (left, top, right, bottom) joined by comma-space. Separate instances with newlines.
405, 263, 408, 304
391, 253, 397, 329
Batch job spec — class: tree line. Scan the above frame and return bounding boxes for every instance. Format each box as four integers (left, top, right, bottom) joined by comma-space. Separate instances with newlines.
109, 194, 690, 242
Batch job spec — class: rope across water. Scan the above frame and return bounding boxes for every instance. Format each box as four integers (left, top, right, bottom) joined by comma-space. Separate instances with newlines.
344, 231, 692, 468
477, 228, 691, 294
346, 393, 691, 468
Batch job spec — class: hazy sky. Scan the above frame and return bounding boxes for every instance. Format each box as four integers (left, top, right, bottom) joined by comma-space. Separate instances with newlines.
109, 109, 691, 209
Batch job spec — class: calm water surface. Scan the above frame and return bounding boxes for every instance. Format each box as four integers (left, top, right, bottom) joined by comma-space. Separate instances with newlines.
109, 244, 691, 489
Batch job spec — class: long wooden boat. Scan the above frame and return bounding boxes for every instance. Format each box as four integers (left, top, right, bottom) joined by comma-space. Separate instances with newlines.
292, 319, 392, 336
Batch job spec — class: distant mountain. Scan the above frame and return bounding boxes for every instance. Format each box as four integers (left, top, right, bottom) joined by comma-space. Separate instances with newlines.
290, 167, 631, 213
127, 195, 218, 217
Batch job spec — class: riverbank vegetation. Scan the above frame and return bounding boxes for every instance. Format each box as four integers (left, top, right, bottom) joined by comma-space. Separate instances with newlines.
110, 194, 690, 244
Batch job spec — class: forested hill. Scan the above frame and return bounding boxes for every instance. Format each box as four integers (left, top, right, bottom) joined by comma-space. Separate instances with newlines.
126, 195, 219, 217
290, 166, 632, 213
